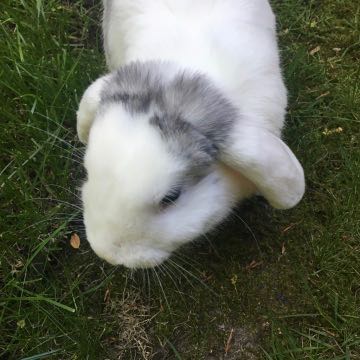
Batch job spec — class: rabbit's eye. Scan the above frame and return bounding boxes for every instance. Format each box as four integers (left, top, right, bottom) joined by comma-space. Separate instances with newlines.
160, 188, 182, 207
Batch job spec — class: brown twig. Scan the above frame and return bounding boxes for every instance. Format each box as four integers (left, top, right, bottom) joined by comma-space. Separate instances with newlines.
225, 328, 234, 355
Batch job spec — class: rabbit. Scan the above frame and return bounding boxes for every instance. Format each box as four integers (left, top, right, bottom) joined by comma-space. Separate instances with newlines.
76, 0, 305, 269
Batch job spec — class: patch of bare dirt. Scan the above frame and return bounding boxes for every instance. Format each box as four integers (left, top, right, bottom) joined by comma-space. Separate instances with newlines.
206, 325, 263, 360
102, 290, 156, 360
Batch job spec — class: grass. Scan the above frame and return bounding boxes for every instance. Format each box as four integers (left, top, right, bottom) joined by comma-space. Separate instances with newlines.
0, 0, 359, 358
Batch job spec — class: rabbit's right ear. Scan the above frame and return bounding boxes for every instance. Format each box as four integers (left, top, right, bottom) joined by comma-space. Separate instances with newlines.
221, 126, 305, 209
76, 75, 109, 144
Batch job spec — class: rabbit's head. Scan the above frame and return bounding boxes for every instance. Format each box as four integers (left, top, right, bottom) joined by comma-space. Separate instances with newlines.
77, 61, 304, 268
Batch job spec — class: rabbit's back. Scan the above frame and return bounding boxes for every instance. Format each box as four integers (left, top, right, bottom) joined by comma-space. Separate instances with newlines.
103, 0, 286, 133
104, 0, 275, 68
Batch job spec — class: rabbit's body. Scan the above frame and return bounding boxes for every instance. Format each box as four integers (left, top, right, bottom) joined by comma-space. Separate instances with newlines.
77, 0, 304, 268
103, 0, 286, 134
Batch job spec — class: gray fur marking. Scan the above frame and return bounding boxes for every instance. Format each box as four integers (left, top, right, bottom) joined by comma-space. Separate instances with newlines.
100, 61, 236, 146
100, 60, 238, 180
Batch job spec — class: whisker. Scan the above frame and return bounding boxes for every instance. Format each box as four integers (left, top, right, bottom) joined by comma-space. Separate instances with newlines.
48, 184, 82, 201
173, 249, 204, 270
167, 258, 197, 292
26, 124, 80, 152
57, 154, 83, 166
20, 215, 82, 233
169, 258, 218, 296
45, 141, 84, 161
201, 233, 223, 259
122, 269, 130, 302
160, 263, 185, 301
44, 211, 83, 219
145, 268, 151, 299
30, 111, 74, 135
140, 268, 146, 294
153, 267, 171, 312
172, 252, 207, 279
33, 197, 83, 211
231, 210, 263, 257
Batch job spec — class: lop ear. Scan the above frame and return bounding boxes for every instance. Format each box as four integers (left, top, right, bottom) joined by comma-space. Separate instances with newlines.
221, 126, 305, 209
76, 75, 110, 144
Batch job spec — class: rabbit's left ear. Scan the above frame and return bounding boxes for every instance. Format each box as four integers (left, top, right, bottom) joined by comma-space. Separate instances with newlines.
221, 126, 305, 209
76, 75, 110, 144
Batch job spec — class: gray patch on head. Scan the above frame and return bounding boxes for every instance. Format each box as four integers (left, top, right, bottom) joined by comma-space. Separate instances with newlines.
100, 61, 237, 144
157, 72, 237, 147
150, 114, 218, 179
100, 61, 165, 113
99, 60, 237, 178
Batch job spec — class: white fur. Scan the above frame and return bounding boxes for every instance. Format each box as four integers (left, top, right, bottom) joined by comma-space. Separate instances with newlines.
103, 0, 286, 133
77, 0, 305, 268
82, 104, 255, 268
76, 75, 111, 143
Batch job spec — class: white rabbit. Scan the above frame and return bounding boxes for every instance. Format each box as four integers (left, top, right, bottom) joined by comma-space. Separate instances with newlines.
77, 0, 305, 268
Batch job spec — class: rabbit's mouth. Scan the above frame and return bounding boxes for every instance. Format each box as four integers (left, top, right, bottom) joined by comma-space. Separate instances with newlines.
119, 246, 171, 269
91, 242, 171, 269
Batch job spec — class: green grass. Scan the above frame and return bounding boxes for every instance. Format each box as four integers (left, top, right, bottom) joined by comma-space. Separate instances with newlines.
1, 0, 359, 359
